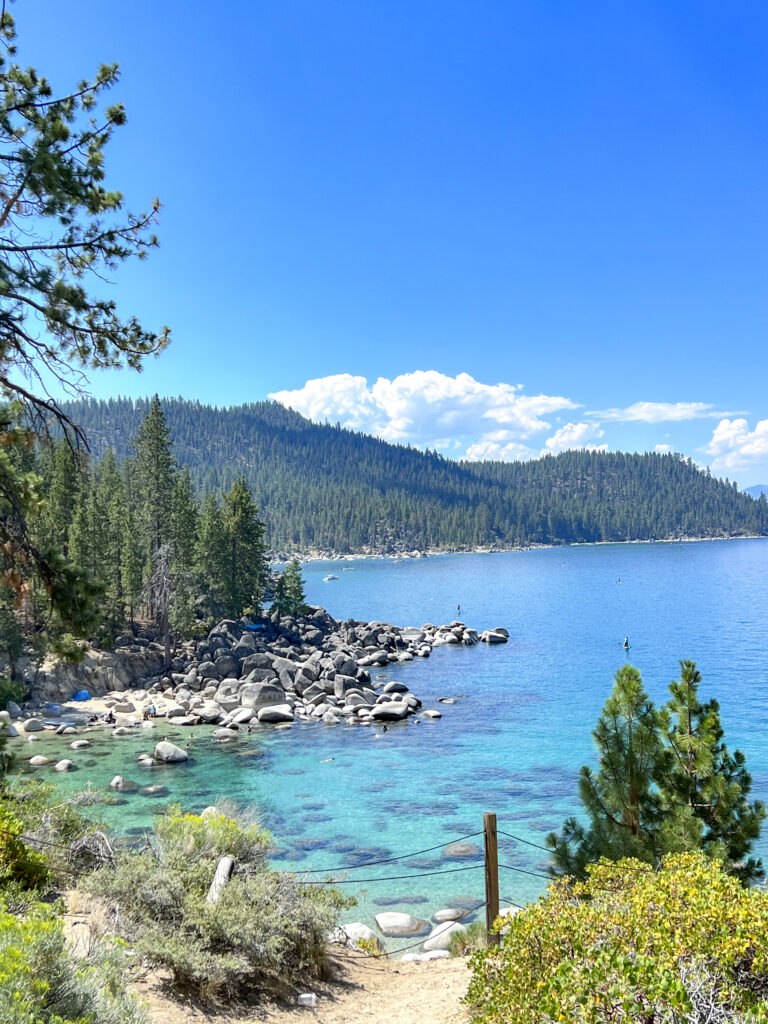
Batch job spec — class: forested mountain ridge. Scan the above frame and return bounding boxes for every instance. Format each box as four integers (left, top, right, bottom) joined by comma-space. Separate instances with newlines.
61, 397, 768, 553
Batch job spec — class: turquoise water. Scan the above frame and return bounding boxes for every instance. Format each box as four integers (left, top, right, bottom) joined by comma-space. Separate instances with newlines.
10, 539, 768, 936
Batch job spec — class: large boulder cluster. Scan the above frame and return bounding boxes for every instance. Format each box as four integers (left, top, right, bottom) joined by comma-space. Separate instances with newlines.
93, 610, 501, 730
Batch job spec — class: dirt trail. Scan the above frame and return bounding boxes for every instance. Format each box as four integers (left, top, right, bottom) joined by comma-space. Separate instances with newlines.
130, 948, 471, 1024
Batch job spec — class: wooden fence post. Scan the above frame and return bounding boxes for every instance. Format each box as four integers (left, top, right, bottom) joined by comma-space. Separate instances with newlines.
484, 811, 500, 946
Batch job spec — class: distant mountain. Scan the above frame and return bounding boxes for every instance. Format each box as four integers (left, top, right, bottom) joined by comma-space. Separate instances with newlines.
60, 397, 768, 553
744, 485, 768, 499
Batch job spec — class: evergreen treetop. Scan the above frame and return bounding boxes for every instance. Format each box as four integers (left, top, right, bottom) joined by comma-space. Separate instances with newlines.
547, 660, 765, 882
0, 8, 167, 630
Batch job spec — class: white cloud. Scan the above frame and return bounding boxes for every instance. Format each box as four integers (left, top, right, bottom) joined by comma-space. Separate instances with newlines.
268, 374, 383, 433
465, 432, 538, 462
595, 401, 736, 423
270, 371, 578, 449
706, 418, 768, 473
542, 422, 605, 454
270, 371, 754, 470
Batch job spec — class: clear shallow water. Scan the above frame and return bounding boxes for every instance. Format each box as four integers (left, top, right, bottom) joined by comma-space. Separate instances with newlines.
10, 539, 768, 938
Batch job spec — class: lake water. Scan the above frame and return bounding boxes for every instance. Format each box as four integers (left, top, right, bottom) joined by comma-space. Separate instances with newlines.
10, 539, 768, 941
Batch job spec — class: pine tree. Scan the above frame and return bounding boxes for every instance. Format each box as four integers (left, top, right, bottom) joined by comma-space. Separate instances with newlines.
39, 442, 82, 556
97, 450, 129, 630
658, 660, 766, 880
0, 9, 168, 626
170, 469, 199, 573
133, 397, 176, 610
272, 558, 307, 617
120, 506, 143, 629
67, 473, 107, 584
547, 665, 664, 877
221, 477, 268, 617
169, 573, 197, 644
196, 493, 228, 617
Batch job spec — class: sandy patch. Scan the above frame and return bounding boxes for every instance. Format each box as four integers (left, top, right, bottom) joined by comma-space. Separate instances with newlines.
64, 898, 472, 1024
131, 948, 471, 1024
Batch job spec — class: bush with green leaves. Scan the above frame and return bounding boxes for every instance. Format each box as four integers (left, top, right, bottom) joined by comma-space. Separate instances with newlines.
466, 851, 768, 1024
0, 778, 107, 883
0, 674, 25, 710
449, 919, 489, 957
0, 900, 147, 1024
0, 805, 47, 888
84, 804, 352, 1000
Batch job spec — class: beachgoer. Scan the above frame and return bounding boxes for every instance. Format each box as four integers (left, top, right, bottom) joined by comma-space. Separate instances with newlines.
623, 636, 630, 650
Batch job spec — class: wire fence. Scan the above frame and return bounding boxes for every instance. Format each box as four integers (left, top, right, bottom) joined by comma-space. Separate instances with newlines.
21, 820, 555, 885
17, 816, 556, 957
293, 830, 485, 873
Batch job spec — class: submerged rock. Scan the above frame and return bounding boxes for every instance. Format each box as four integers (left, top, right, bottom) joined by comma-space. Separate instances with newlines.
140, 784, 169, 797
443, 841, 482, 859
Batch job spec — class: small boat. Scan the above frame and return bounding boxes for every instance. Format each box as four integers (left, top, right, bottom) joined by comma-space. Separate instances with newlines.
323, 574, 339, 581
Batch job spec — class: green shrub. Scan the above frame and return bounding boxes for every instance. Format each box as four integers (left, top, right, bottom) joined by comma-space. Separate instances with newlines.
449, 919, 488, 957
49, 632, 89, 662
466, 851, 768, 1024
1, 779, 103, 882
84, 805, 352, 1000
0, 806, 47, 888
155, 802, 271, 867
0, 901, 147, 1024
355, 936, 384, 956
0, 675, 25, 710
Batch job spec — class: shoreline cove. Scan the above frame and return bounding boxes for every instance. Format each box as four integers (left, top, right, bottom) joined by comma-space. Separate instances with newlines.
7, 539, 768, 955
271, 532, 766, 564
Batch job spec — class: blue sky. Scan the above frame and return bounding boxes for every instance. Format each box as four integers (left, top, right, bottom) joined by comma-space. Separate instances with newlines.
25, 1, 768, 484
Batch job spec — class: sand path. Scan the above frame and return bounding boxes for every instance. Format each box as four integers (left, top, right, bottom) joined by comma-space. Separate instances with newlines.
65, 904, 471, 1024
131, 948, 471, 1024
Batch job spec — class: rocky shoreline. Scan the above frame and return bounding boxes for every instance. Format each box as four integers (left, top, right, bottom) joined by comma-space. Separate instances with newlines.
3, 609, 513, 961
8, 608, 509, 755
